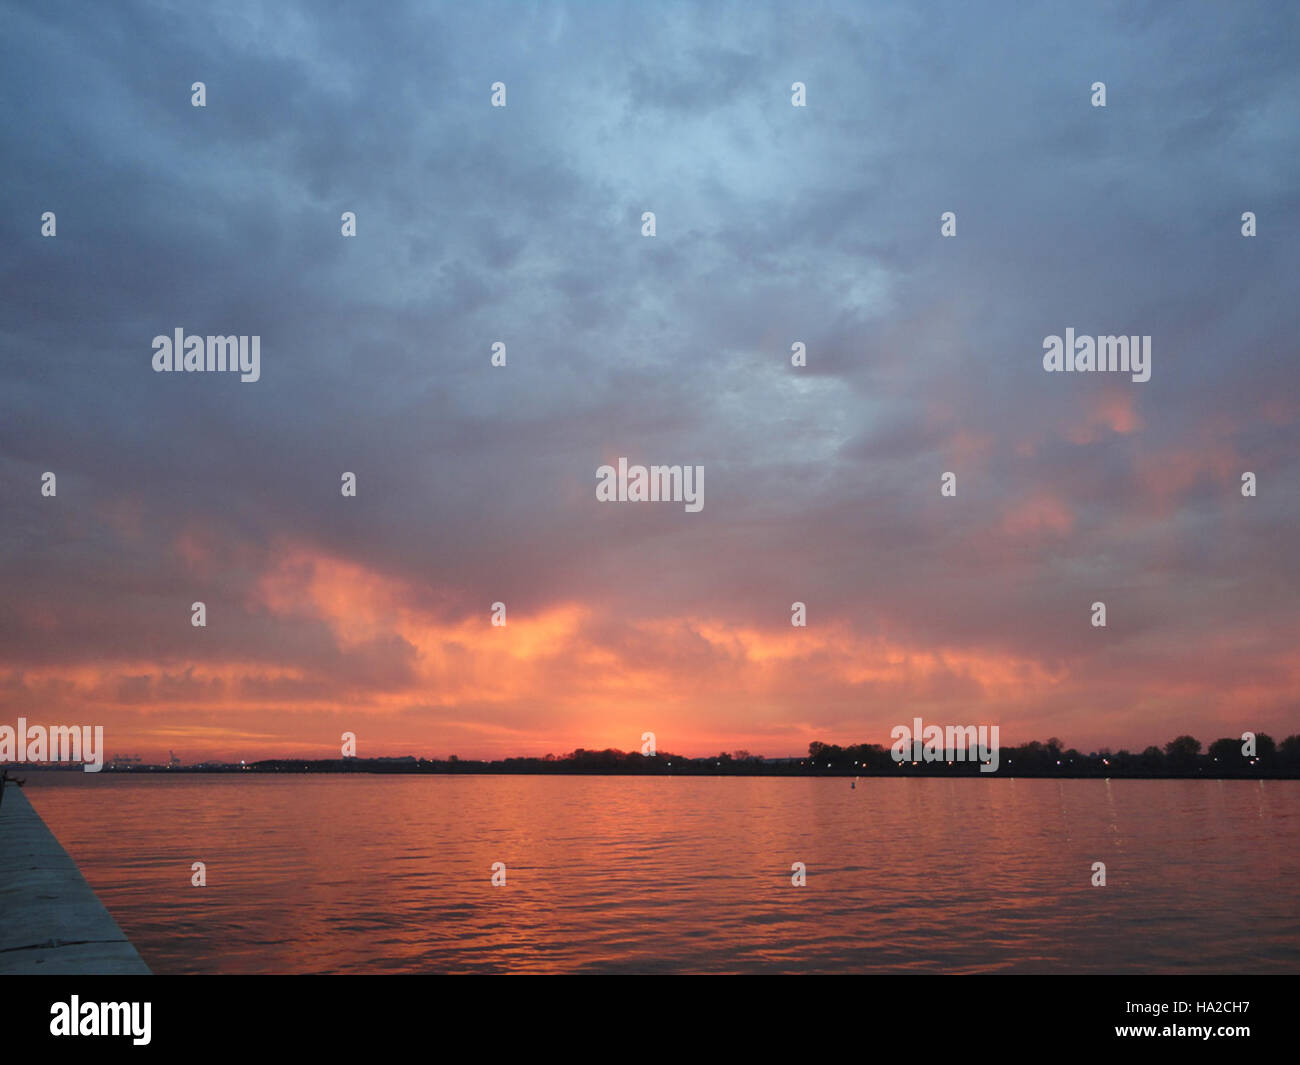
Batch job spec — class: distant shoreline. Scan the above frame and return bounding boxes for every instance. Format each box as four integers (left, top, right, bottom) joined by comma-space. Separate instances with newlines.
13, 732, 1300, 780
13, 760, 1300, 781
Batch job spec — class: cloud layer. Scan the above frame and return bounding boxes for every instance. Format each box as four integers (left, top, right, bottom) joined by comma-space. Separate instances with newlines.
2, 0, 1298, 760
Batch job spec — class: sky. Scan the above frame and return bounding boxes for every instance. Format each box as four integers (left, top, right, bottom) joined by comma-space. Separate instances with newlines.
1, 0, 1298, 763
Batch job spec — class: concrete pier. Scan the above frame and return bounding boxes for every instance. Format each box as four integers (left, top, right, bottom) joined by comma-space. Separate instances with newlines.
0, 783, 150, 974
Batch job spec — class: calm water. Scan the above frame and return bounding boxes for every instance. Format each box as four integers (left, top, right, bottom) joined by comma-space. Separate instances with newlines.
22, 773, 1300, 974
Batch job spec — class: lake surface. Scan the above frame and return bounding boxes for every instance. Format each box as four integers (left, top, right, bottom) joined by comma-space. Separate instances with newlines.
21, 774, 1300, 974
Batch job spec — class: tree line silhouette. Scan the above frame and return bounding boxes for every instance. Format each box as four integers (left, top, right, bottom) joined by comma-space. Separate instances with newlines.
71, 729, 1300, 777
801, 732, 1300, 777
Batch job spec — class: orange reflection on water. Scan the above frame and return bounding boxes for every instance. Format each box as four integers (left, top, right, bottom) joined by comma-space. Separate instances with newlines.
23, 773, 1300, 973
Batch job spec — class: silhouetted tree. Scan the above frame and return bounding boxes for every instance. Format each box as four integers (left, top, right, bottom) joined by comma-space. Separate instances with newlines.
1139, 746, 1165, 772
1209, 737, 1242, 764
1164, 735, 1202, 770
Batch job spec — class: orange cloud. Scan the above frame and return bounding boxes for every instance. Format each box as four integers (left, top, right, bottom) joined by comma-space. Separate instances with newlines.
1001, 493, 1074, 536
3, 539, 1294, 764
1065, 388, 1142, 444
